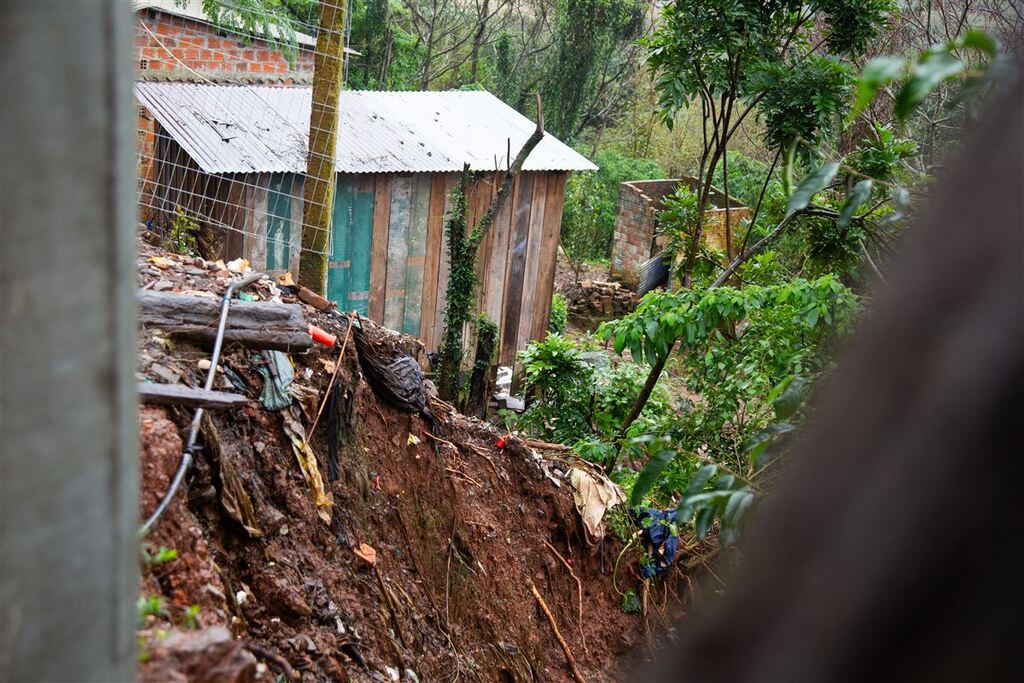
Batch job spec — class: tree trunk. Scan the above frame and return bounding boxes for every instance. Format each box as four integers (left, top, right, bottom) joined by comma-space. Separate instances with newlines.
299, 0, 348, 294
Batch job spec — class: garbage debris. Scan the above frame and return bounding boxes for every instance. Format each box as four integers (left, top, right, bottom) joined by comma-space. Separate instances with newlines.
255, 350, 293, 411
351, 316, 435, 429
569, 467, 626, 544
281, 407, 333, 524
637, 507, 680, 577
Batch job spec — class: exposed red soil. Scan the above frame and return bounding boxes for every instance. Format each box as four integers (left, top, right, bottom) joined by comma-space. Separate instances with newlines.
136, 242, 690, 681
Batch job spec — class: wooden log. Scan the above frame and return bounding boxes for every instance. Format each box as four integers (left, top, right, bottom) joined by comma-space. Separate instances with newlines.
297, 286, 334, 311
138, 383, 252, 409
138, 290, 313, 351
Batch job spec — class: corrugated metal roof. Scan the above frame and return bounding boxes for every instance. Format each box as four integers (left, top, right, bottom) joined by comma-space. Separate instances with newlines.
135, 82, 598, 174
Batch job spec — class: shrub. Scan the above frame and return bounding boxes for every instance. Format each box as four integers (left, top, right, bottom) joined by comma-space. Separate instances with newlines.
517, 334, 594, 443
167, 206, 199, 257
548, 292, 569, 334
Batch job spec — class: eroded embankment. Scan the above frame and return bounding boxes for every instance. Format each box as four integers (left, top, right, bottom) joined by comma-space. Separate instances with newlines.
136, 244, 688, 682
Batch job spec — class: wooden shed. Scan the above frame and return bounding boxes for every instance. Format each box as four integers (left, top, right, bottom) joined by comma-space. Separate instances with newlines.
136, 83, 596, 363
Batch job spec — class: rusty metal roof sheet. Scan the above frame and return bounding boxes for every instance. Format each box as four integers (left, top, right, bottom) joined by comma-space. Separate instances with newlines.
135, 82, 598, 174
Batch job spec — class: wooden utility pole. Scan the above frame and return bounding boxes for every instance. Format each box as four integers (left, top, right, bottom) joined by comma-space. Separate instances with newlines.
299, 0, 348, 294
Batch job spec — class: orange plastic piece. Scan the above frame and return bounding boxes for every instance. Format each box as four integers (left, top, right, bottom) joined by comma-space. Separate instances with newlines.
308, 324, 337, 347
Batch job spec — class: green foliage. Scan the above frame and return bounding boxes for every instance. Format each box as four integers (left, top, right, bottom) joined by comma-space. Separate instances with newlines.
541, 0, 645, 140
620, 588, 641, 613
751, 57, 852, 153
629, 448, 754, 547
347, 0, 422, 89
711, 152, 777, 211
656, 185, 719, 285
142, 545, 179, 568
137, 594, 168, 625
785, 162, 840, 217
516, 335, 675, 445
518, 334, 594, 443
600, 267, 857, 465
846, 124, 919, 183
182, 604, 201, 630
849, 29, 1002, 121
548, 293, 569, 334
816, 0, 895, 56
437, 173, 473, 400
167, 206, 199, 257
200, 0, 301, 64
561, 150, 664, 261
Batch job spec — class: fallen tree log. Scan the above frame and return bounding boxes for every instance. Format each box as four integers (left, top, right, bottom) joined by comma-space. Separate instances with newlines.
138, 383, 252, 409
138, 290, 313, 351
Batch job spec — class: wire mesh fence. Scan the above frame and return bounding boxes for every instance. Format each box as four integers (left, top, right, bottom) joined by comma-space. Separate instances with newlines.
135, 0, 350, 264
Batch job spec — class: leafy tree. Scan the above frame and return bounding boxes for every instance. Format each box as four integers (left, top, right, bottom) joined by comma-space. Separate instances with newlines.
541, 0, 645, 141
647, 0, 893, 278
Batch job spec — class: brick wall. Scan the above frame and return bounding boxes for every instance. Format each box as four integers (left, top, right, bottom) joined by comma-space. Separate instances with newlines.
135, 8, 314, 218
135, 9, 314, 77
610, 177, 751, 287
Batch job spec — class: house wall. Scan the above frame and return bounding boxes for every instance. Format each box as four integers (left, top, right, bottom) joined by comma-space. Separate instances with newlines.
135, 8, 314, 77
610, 178, 750, 287
135, 8, 314, 213
145, 136, 568, 364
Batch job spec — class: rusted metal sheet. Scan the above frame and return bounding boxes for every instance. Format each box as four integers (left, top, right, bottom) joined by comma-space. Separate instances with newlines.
134, 82, 598, 175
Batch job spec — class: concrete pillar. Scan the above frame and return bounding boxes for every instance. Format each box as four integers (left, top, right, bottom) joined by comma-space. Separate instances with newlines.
1, 1, 137, 680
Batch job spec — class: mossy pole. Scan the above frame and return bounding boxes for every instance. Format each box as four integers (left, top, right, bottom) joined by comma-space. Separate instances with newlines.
299, 0, 348, 294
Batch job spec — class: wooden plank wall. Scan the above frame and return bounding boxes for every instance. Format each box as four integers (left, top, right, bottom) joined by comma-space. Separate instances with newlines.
147, 150, 570, 368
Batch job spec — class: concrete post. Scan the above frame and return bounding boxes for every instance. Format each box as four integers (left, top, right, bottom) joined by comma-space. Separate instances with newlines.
1, 1, 137, 680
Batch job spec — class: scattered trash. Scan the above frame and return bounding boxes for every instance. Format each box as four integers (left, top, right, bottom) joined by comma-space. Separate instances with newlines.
496, 437, 507, 448
203, 414, 263, 538
354, 543, 377, 566
281, 408, 333, 524
148, 255, 174, 269
275, 272, 295, 287
407, 434, 420, 446
255, 350, 293, 411
637, 507, 680, 577
226, 257, 249, 274
569, 467, 626, 544
308, 323, 337, 347
351, 317, 435, 429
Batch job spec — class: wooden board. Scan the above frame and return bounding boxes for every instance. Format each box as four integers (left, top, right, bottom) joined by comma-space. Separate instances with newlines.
348, 175, 376, 316
420, 173, 449, 348
500, 174, 535, 363
138, 383, 251, 409
137, 290, 312, 351
368, 175, 391, 323
383, 176, 412, 330
402, 173, 432, 336
531, 173, 568, 341
326, 177, 355, 309
431, 175, 459, 350
517, 172, 547, 352
483, 174, 515, 328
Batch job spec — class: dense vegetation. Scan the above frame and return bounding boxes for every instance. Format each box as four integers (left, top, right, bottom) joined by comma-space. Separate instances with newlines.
211, 0, 1016, 567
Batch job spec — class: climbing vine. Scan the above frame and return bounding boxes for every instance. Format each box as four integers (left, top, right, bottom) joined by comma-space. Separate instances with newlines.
437, 169, 474, 400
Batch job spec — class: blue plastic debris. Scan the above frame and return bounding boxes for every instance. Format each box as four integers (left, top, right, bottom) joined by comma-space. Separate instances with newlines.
637, 507, 679, 577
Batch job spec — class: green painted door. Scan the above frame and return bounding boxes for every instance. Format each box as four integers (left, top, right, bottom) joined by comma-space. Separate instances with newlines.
266, 173, 292, 272
327, 176, 375, 315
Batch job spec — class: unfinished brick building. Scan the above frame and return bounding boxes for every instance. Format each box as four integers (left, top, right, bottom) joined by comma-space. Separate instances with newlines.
610, 178, 750, 289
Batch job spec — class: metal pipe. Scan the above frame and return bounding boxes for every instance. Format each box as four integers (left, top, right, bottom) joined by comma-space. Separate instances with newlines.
140, 271, 264, 535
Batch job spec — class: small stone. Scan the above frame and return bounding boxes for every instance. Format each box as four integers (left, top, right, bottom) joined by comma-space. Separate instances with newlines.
152, 278, 174, 291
